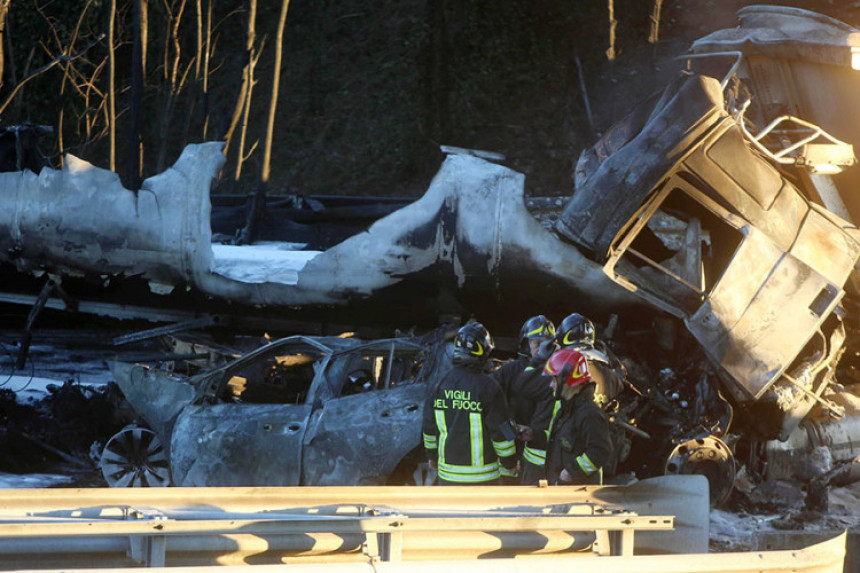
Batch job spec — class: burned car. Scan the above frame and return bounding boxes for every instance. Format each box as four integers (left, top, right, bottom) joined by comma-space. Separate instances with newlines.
99, 330, 452, 487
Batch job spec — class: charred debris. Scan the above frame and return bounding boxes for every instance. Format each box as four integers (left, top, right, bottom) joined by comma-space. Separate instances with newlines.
0, 5, 859, 520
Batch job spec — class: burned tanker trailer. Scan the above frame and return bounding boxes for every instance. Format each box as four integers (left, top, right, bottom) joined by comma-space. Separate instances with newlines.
558, 5, 860, 503
0, 141, 638, 332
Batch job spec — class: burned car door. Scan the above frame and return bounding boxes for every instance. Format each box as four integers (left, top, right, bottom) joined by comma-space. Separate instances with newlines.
300, 340, 429, 485
168, 337, 333, 486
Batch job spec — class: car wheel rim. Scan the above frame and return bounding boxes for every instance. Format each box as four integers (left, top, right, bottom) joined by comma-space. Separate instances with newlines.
100, 426, 171, 487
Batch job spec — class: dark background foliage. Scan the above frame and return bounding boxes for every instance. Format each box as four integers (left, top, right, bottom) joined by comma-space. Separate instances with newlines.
2, 0, 859, 198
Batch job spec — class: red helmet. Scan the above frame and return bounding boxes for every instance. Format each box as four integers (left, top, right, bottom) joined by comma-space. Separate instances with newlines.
542, 348, 591, 388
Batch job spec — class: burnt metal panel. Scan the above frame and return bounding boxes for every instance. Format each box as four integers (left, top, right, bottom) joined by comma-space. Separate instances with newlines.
683, 123, 809, 251
791, 206, 860, 286
557, 73, 726, 258
301, 383, 425, 486
689, 230, 842, 400
107, 361, 197, 442
170, 403, 311, 487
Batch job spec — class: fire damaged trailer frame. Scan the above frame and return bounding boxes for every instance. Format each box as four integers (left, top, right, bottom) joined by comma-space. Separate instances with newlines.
557, 70, 860, 441
0, 142, 637, 334
101, 331, 452, 487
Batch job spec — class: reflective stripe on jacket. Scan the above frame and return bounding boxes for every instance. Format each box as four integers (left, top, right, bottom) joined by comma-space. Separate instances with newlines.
423, 364, 517, 484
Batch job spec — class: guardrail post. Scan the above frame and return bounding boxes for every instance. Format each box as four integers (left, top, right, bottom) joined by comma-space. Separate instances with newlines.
376, 531, 403, 562
593, 529, 610, 556
125, 506, 168, 567
128, 534, 167, 567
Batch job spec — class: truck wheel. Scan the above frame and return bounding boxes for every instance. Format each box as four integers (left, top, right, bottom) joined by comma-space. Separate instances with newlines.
100, 425, 171, 487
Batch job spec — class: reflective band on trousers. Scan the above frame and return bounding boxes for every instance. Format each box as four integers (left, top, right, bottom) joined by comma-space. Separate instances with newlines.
576, 452, 598, 474
500, 465, 518, 477
493, 439, 516, 458
437, 461, 501, 483
522, 445, 546, 466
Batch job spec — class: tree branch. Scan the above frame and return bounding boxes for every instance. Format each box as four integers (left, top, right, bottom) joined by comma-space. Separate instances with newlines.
0, 32, 105, 119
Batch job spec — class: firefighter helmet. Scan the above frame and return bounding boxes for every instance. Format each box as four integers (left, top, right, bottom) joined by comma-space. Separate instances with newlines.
542, 348, 591, 389
558, 313, 595, 348
517, 315, 556, 357
453, 322, 494, 365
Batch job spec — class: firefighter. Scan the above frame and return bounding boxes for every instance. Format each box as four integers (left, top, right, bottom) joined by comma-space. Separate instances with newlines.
423, 322, 519, 485
493, 315, 557, 484
542, 348, 613, 485
556, 313, 626, 408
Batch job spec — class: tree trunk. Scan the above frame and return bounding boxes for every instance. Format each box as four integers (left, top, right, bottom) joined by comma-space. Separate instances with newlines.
156, 0, 187, 173
222, 0, 257, 155
0, 0, 10, 94
231, 0, 258, 184
649, 0, 663, 45
128, 0, 144, 189
201, 0, 212, 139
239, 0, 291, 244
141, 0, 148, 80
108, 0, 117, 171
606, 0, 617, 62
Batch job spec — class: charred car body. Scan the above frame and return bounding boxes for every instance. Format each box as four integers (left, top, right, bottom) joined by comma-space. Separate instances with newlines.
100, 330, 452, 487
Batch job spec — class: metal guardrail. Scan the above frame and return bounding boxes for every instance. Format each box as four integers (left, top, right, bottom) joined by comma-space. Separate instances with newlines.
0, 509, 672, 566
0, 479, 846, 572
0, 480, 703, 569
0, 531, 848, 573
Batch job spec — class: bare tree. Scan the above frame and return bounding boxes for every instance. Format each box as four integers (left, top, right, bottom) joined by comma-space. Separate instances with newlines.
649, 0, 663, 45
201, 0, 212, 139
0, 0, 10, 93
0, 34, 104, 120
155, 0, 193, 173
231, 0, 259, 184
128, 0, 144, 189
606, 0, 617, 62
238, 0, 291, 244
108, 0, 117, 170
222, 0, 257, 156
37, 0, 97, 164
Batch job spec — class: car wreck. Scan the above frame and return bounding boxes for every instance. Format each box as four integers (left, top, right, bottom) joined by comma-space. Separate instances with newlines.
100, 329, 453, 487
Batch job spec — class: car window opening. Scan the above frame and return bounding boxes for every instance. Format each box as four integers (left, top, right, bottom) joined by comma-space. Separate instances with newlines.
222, 348, 323, 404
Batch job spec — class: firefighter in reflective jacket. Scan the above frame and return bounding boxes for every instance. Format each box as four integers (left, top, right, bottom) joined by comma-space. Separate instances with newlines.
542, 348, 613, 485
493, 315, 557, 485
423, 322, 518, 485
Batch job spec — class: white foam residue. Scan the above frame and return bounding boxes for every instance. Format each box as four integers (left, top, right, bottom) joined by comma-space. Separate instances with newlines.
0, 472, 72, 488
211, 243, 321, 285
1, 376, 68, 404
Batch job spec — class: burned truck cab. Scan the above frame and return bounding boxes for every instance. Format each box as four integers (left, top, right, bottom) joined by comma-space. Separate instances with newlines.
557, 71, 860, 441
